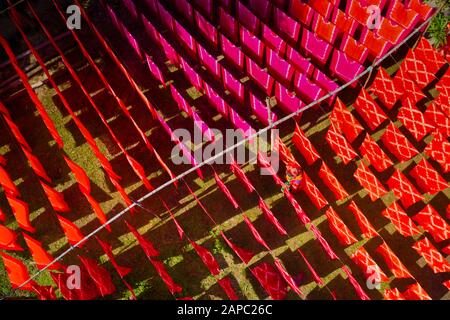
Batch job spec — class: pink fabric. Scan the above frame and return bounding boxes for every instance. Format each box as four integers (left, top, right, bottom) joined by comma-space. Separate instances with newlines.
221, 34, 244, 70
143, 0, 158, 15
197, 44, 221, 79
195, 11, 218, 48
123, 28, 142, 59
275, 82, 305, 114
204, 82, 229, 118
145, 54, 165, 85
169, 84, 191, 115
159, 36, 179, 65
246, 56, 274, 95
222, 68, 245, 102
192, 0, 213, 18
192, 111, 214, 142
180, 57, 203, 91
141, 15, 160, 44
229, 108, 255, 137
157, 2, 175, 32
219, 7, 239, 43
330, 49, 364, 85
174, 0, 194, 23
285, 46, 314, 77
294, 72, 325, 104
240, 26, 265, 64
248, 0, 272, 20
237, 1, 260, 34
175, 21, 197, 56
313, 68, 339, 93
262, 25, 287, 55
300, 28, 332, 66
274, 7, 301, 42
266, 48, 295, 84
250, 93, 277, 126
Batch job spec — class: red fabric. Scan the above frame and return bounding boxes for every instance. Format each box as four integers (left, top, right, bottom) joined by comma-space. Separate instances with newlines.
23, 233, 61, 270
149, 259, 183, 294
380, 122, 418, 161
276, 137, 298, 167
319, 162, 349, 200
214, 172, 239, 209
387, 0, 420, 29
297, 249, 324, 286
424, 103, 450, 138
326, 123, 358, 165
243, 215, 271, 251
40, 181, 70, 213
313, 13, 338, 44
348, 201, 378, 239
397, 98, 434, 141
0, 252, 35, 290
401, 50, 436, 89
22, 148, 51, 183
351, 247, 389, 283
109, 176, 134, 210
393, 67, 426, 104
330, 98, 364, 143
292, 123, 320, 165
402, 283, 432, 300
0, 207, 5, 222
341, 266, 370, 300
381, 202, 421, 237
126, 153, 154, 192
413, 205, 450, 243
78, 255, 116, 297
353, 88, 388, 130
325, 207, 358, 245
384, 288, 405, 300
412, 237, 450, 273
5, 195, 35, 233
424, 133, 450, 173
376, 242, 413, 279
31, 284, 57, 300
251, 262, 287, 300
0, 35, 63, 148
309, 224, 339, 260
369, 67, 403, 109
56, 214, 85, 246
258, 197, 287, 235
231, 161, 255, 193
220, 232, 255, 264
0, 165, 19, 196
387, 169, 423, 208
284, 189, 311, 225
274, 258, 303, 297
414, 37, 446, 74
63, 156, 90, 194
217, 277, 239, 300
84, 193, 110, 231
96, 237, 132, 278
408, 0, 433, 20
0, 224, 22, 251
377, 17, 406, 45
354, 162, 387, 201
359, 134, 393, 172
190, 240, 221, 276
50, 269, 99, 300
409, 159, 448, 194
161, 200, 185, 240
303, 173, 328, 210
289, 1, 314, 26
125, 220, 159, 258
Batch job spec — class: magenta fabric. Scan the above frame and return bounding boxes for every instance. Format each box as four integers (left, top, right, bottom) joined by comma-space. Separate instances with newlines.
221, 34, 244, 70
275, 82, 305, 114
285, 46, 314, 77
246, 56, 275, 95
294, 72, 326, 104
159, 36, 180, 65
240, 26, 265, 64
123, 0, 138, 20
174, 0, 194, 24
229, 108, 255, 137
143, 0, 158, 15
222, 68, 245, 102
274, 7, 301, 43
330, 49, 365, 85
237, 1, 261, 34
266, 48, 295, 84
157, 2, 175, 32
169, 84, 192, 116
192, 0, 213, 19
141, 15, 160, 44
145, 54, 165, 85
300, 28, 332, 66
106, 5, 124, 36
250, 93, 277, 126
180, 57, 203, 91
219, 7, 239, 43
123, 28, 142, 59
195, 11, 218, 48
262, 25, 287, 55
313, 68, 339, 96
248, 0, 272, 21
197, 44, 222, 79
175, 21, 197, 56
192, 111, 214, 142
204, 82, 229, 118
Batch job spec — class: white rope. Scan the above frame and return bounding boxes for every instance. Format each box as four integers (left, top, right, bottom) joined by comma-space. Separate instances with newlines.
3, 8, 440, 298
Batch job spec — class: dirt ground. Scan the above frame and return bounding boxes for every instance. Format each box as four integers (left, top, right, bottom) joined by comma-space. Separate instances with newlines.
0, 1, 449, 300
